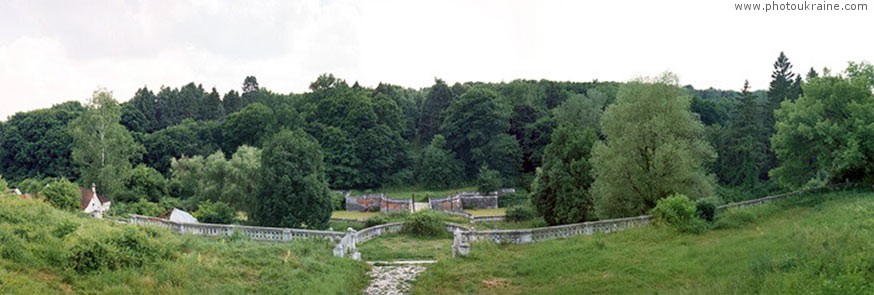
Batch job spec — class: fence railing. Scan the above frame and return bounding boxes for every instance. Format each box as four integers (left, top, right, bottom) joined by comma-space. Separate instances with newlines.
356, 222, 404, 243
451, 184, 861, 254
461, 215, 652, 245
128, 215, 345, 242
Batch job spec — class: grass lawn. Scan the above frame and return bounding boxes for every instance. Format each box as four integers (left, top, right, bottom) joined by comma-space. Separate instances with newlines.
464, 208, 506, 217
351, 186, 477, 201
331, 210, 377, 221
357, 233, 453, 261
0, 196, 369, 294
414, 189, 874, 294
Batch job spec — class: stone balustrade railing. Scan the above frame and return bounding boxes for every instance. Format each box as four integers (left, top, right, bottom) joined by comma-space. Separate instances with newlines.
470, 216, 506, 223
450, 184, 864, 256
460, 215, 653, 245
356, 222, 404, 243
129, 215, 345, 242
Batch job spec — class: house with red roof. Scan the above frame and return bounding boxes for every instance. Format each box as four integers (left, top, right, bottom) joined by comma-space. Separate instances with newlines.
80, 184, 111, 219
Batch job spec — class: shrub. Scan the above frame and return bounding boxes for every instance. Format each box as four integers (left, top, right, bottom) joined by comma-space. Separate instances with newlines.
330, 192, 346, 211
505, 205, 536, 222
652, 194, 707, 234
498, 191, 529, 208
41, 178, 80, 211
16, 177, 52, 194
402, 211, 446, 237
477, 166, 502, 194
696, 198, 718, 222
194, 200, 236, 224
67, 226, 174, 273
0, 175, 7, 192
365, 214, 390, 227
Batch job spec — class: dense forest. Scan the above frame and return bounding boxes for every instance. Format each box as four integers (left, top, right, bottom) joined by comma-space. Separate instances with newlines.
2, 53, 873, 229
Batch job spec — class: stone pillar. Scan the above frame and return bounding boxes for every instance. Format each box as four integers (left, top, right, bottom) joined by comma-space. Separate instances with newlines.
452, 229, 470, 257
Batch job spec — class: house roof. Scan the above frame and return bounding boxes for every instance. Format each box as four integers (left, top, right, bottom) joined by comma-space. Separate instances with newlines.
79, 187, 110, 210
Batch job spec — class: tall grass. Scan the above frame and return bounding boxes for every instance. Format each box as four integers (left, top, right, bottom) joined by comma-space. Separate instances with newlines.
0, 195, 368, 294
413, 189, 874, 294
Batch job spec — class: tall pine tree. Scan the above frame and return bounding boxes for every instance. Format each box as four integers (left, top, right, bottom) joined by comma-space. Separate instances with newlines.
763, 52, 801, 178
418, 79, 454, 144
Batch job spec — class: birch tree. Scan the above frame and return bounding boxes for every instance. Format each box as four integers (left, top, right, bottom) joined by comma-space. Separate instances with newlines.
70, 90, 143, 197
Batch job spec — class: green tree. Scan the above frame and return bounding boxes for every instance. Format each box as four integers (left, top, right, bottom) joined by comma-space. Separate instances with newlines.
717, 80, 767, 186
69, 90, 144, 197
198, 87, 224, 121
124, 87, 158, 132
222, 90, 244, 114
0, 102, 83, 182
761, 52, 801, 177
476, 166, 503, 195
142, 120, 221, 174
591, 75, 716, 218
441, 87, 519, 178
202, 151, 232, 204
194, 200, 236, 224
125, 164, 168, 202
168, 155, 205, 200
770, 73, 874, 188
418, 79, 455, 144
530, 126, 598, 225
222, 103, 274, 152
419, 135, 463, 189
227, 145, 261, 213
255, 129, 332, 229
41, 178, 80, 211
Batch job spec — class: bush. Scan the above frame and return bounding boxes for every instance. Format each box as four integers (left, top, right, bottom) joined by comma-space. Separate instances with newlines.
364, 214, 390, 227
16, 177, 52, 194
0, 175, 8, 192
477, 166, 503, 194
330, 192, 347, 211
498, 192, 529, 208
652, 194, 707, 234
194, 200, 236, 224
696, 198, 718, 222
505, 205, 536, 222
402, 211, 446, 237
67, 226, 174, 273
41, 178, 80, 211
109, 199, 164, 217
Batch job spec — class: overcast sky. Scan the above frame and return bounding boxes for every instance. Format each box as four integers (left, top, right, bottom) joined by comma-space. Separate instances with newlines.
0, 0, 871, 120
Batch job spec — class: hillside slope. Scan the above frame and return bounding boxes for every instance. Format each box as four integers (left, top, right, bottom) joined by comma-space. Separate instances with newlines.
414, 189, 874, 294
0, 195, 368, 294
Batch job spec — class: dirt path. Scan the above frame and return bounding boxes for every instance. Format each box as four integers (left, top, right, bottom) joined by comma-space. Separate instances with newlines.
364, 260, 435, 295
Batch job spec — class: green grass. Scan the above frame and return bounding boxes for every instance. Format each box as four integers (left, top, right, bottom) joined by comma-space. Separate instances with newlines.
414, 189, 874, 294
351, 186, 477, 201
357, 233, 452, 261
331, 211, 377, 221
328, 220, 365, 231
464, 208, 506, 217
0, 195, 369, 294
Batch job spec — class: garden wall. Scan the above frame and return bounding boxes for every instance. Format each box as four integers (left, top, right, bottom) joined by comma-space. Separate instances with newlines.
129, 215, 344, 242
345, 194, 414, 213
429, 191, 503, 212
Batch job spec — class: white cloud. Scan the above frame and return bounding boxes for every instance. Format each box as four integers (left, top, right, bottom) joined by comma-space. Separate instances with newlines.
0, 0, 871, 120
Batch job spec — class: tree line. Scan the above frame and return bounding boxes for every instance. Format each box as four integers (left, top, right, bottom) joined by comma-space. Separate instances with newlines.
1, 53, 872, 228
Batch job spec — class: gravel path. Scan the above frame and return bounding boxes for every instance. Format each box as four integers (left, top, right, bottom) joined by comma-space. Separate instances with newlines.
364, 261, 435, 295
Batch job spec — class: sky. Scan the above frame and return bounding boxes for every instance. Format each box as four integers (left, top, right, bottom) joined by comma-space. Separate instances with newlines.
0, 0, 871, 120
